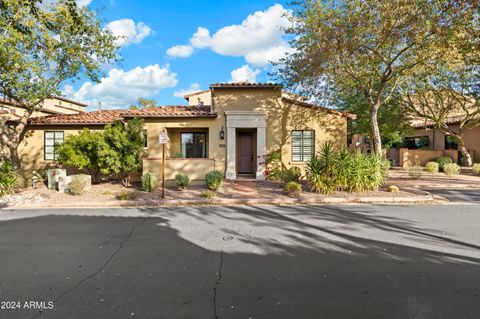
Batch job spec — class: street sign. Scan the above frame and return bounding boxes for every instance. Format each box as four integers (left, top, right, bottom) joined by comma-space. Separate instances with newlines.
159, 130, 169, 144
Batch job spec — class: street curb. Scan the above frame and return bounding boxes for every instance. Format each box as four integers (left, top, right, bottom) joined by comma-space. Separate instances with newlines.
1, 187, 435, 209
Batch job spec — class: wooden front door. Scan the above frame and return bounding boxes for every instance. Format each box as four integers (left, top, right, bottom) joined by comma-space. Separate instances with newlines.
237, 132, 254, 174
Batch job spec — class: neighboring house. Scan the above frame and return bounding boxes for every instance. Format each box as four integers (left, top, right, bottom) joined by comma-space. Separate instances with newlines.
399, 117, 479, 165
0, 96, 86, 120
15, 83, 354, 180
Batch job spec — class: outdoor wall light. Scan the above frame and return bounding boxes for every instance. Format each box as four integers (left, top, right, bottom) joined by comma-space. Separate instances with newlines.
219, 126, 225, 140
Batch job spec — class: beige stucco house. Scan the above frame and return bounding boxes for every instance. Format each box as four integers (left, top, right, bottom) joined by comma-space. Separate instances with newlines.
10, 83, 353, 180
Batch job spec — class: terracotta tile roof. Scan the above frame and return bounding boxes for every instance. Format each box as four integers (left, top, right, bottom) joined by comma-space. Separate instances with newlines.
28, 109, 125, 125
282, 97, 356, 120
28, 105, 215, 125
210, 82, 282, 89
123, 105, 214, 118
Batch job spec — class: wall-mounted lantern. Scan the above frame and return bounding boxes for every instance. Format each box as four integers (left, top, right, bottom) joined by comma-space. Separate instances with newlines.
219, 126, 225, 140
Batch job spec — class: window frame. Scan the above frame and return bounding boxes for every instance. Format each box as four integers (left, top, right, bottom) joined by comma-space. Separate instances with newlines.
44, 131, 64, 161
180, 132, 208, 159
445, 135, 458, 150
291, 130, 315, 162
403, 136, 430, 149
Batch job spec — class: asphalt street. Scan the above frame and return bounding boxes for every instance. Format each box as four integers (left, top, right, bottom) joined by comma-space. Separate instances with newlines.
426, 188, 480, 202
0, 204, 479, 319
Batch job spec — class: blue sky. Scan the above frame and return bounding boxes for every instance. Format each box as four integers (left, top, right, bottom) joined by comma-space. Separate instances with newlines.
65, 0, 292, 110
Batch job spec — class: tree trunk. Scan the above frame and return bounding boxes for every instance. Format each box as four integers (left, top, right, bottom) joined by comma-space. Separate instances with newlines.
370, 104, 382, 155
8, 144, 21, 169
458, 137, 472, 167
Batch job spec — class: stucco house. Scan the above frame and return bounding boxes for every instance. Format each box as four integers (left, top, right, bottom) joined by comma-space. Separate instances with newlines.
9, 83, 354, 180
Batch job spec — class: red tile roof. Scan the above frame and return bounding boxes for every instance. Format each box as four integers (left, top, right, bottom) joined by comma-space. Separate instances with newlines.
28, 105, 215, 125
210, 82, 282, 89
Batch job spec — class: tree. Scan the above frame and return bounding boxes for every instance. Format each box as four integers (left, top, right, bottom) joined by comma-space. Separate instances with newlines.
55, 129, 110, 183
100, 118, 147, 187
0, 0, 118, 168
129, 98, 157, 110
399, 68, 480, 166
337, 90, 412, 149
276, 0, 477, 155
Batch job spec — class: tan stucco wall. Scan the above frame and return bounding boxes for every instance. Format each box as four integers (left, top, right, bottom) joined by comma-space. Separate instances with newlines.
212, 88, 347, 171
186, 91, 212, 106
17, 125, 103, 171
410, 126, 480, 163
1, 97, 85, 121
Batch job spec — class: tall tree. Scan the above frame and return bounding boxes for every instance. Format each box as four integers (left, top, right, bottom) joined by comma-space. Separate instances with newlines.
276, 0, 477, 155
399, 68, 480, 166
0, 0, 118, 168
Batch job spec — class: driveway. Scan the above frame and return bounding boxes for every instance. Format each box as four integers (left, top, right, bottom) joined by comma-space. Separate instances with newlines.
426, 188, 480, 202
0, 205, 479, 318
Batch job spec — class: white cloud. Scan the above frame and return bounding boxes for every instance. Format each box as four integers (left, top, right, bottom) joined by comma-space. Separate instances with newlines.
167, 45, 194, 58
106, 19, 152, 47
75, 0, 92, 7
173, 83, 202, 98
186, 4, 293, 66
230, 65, 261, 83
63, 64, 178, 108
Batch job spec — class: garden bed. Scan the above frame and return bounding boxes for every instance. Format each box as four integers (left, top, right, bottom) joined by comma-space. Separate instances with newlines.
1, 179, 427, 209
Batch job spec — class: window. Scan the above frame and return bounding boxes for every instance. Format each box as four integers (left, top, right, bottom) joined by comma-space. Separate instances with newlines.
44, 131, 64, 160
181, 132, 207, 158
143, 130, 148, 148
291, 130, 315, 162
403, 136, 429, 149
445, 135, 458, 150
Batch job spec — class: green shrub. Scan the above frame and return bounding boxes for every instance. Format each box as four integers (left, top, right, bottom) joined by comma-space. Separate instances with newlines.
425, 162, 439, 173
473, 163, 480, 176
0, 160, 18, 197
264, 150, 282, 181
305, 144, 387, 194
387, 185, 400, 192
116, 190, 137, 200
68, 175, 88, 196
175, 173, 191, 190
205, 170, 223, 191
283, 181, 302, 197
200, 190, 216, 199
444, 163, 461, 176
406, 165, 423, 179
141, 172, 158, 192
279, 166, 302, 184
434, 157, 453, 172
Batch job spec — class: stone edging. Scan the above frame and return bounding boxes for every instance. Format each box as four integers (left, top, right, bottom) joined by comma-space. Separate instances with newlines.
2, 187, 434, 209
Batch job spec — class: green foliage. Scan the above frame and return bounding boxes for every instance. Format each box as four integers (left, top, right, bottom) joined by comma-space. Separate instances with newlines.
283, 181, 302, 197
473, 164, 480, 176
426, 162, 440, 173
200, 190, 216, 199
406, 165, 423, 179
116, 190, 138, 201
55, 129, 108, 183
434, 157, 453, 172
0, 0, 118, 167
278, 166, 302, 184
0, 160, 18, 196
306, 143, 388, 194
205, 171, 223, 191
444, 163, 461, 176
275, 0, 477, 155
264, 150, 282, 181
175, 173, 191, 190
68, 175, 88, 196
141, 172, 158, 192
100, 118, 147, 187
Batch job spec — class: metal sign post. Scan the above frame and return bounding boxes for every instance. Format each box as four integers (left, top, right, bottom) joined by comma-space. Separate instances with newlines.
159, 130, 169, 198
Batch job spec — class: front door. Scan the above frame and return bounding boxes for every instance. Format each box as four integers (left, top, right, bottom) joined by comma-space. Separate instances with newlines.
237, 131, 254, 174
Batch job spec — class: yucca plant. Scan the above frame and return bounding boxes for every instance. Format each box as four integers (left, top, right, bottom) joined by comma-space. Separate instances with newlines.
306, 154, 324, 193
335, 147, 351, 190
